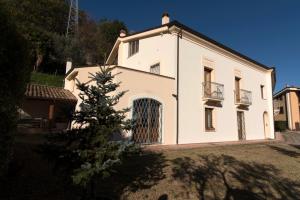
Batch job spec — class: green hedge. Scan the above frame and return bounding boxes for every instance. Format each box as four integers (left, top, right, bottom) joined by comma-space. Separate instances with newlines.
274, 121, 287, 132
30, 72, 64, 87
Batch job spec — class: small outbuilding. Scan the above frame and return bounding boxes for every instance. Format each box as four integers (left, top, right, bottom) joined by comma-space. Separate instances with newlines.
18, 84, 77, 133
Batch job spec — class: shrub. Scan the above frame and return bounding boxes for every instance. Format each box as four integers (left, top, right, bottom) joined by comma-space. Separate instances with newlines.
0, 6, 31, 177
274, 121, 287, 132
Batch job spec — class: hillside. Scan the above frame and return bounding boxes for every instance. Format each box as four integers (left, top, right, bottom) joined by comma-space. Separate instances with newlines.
30, 72, 64, 87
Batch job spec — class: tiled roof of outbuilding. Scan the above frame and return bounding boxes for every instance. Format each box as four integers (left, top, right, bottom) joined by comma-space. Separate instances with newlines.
25, 84, 77, 102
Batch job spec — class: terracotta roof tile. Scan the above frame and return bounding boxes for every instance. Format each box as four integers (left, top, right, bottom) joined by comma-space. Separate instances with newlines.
25, 84, 77, 102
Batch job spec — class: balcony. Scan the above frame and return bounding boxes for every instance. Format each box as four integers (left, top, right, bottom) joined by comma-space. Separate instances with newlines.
202, 81, 224, 101
235, 89, 252, 105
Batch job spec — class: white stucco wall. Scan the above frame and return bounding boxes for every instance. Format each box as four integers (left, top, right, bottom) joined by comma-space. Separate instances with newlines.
177, 35, 275, 144
65, 28, 275, 145
65, 66, 102, 112
65, 66, 176, 144
113, 67, 176, 144
118, 34, 177, 78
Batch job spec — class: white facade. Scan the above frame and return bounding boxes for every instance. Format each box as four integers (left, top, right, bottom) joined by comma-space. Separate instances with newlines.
177, 35, 274, 143
65, 17, 275, 145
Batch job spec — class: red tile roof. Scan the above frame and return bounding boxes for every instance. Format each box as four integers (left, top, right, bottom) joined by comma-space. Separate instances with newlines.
25, 84, 77, 102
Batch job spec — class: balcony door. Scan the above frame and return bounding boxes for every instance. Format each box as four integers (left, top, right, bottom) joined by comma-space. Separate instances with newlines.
204, 68, 212, 96
235, 77, 241, 102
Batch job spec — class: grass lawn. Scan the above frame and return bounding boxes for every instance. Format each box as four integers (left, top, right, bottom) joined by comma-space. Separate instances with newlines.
30, 72, 64, 87
2, 134, 300, 200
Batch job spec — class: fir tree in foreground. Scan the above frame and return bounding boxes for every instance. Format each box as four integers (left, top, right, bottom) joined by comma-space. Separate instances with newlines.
43, 66, 137, 199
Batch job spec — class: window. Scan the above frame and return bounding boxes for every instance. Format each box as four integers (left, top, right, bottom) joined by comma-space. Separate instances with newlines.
277, 96, 280, 101
128, 40, 139, 57
150, 63, 160, 74
261, 85, 265, 99
279, 106, 284, 114
205, 108, 215, 131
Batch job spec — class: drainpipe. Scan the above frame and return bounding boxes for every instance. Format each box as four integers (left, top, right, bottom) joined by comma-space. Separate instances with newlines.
176, 29, 182, 144
286, 92, 293, 130
284, 93, 289, 129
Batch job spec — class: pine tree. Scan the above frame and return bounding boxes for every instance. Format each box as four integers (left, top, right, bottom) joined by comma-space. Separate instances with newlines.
43, 66, 136, 198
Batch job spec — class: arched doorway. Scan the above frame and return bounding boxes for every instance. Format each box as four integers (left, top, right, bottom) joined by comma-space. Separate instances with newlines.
263, 111, 270, 139
132, 98, 162, 144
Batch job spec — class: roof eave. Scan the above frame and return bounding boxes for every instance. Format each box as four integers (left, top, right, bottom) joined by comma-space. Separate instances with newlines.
273, 87, 300, 98
106, 38, 121, 65
105, 20, 273, 72
168, 21, 272, 71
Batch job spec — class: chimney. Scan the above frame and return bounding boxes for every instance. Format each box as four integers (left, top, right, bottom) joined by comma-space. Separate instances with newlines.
162, 13, 170, 25
65, 60, 72, 74
120, 29, 126, 37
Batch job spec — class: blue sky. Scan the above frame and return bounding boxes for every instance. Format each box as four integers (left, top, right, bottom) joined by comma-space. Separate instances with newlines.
80, 0, 300, 92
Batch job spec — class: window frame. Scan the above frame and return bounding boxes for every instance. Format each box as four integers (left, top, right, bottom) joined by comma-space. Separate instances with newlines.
205, 107, 215, 131
235, 77, 241, 102
128, 40, 139, 57
150, 63, 160, 74
279, 106, 284, 114
260, 85, 266, 99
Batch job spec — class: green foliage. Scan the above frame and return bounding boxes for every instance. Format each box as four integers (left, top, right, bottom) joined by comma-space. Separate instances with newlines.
72, 16, 128, 65
93, 19, 127, 64
1, 0, 69, 72
43, 66, 137, 197
1, 0, 128, 73
30, 72, 64, 87
0, 6, 31, 177
274, 121, 287, 132
51, 33, 86, 66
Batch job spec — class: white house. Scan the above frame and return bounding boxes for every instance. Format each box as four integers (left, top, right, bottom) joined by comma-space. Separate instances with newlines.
65, 13, 276, 145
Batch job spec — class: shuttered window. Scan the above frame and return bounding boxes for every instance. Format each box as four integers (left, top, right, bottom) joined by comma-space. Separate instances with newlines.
260, 85, 265, 99
150, 63, 160, 74
128, 40, 139, 57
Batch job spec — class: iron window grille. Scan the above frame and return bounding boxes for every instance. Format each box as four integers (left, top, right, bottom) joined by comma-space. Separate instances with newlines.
132, 98, 162, 144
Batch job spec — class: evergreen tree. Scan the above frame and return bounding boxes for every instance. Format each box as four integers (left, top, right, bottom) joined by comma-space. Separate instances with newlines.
43, 66, 136, 199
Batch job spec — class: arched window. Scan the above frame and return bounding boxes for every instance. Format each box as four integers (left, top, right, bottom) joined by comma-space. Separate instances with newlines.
132, 98, 162, 144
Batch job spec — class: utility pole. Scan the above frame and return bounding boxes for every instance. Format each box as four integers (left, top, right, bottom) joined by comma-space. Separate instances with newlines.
66, 0, 79, 37
65, 0, 79, 74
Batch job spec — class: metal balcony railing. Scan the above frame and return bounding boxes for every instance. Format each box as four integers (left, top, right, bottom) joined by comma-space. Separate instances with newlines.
235, 89, 252, 105
202, 81, 224, 101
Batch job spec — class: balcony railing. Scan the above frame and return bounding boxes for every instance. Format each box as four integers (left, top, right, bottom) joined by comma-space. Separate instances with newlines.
202, 81, 224, 101
235, 89, 252, 105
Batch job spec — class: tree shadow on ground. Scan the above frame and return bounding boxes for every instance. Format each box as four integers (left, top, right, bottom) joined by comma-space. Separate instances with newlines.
94, 150, 167, 199
1, 135, 167, 200
290, 144, 300, 150
0, 134, 81, 200
172, 154, 300, 200
268, 145, 300, 158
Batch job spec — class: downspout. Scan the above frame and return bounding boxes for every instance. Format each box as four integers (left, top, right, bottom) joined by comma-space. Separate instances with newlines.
176, 29, 182, 144
286, 91, 293, 130
284, 92, 289, 129
270, 68, 276, 137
